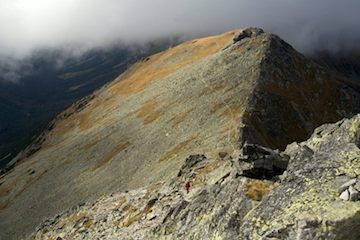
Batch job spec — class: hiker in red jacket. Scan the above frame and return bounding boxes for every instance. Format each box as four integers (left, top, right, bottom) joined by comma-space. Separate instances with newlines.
184, 181, 191, 194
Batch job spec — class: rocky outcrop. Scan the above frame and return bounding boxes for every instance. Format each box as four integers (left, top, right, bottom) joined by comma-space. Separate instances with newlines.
239, 114, 360, 240
233, 27, 264, 43
29, 115, 360, 240
1, 28, 360, 239
237, 143, 289, 179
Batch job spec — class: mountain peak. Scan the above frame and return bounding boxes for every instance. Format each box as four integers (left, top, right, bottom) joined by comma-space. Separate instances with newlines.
233, 27, 265, 43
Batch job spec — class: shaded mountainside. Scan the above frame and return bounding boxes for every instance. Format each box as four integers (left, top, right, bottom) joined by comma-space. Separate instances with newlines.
29, 115, 360, 240
313, 51, 360, 81
1, 28, 360, 239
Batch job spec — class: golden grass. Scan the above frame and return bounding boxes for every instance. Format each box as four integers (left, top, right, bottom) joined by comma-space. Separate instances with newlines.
244, 180, 273, 201
14, 170, 48, 199
137, 99, 158, 118
220, 101, 245, 119
159, 136, 197, 162
118, 195, 127, 207
79, 112, 91, 131
117, 204, 138, 227
82, 140, 99, 150
92, 141, 131, 171
0, 200, 9, 210
137, 98, 176, 125
171, 109, 193, 127
118, 200, 156, 228
135, 98, 163, 124
22, 31, 236, 152
143, 111, 162, 125
0, 184, 11, 198
82, 218, 94, 229
200, 80, 228, 96
26, 31, 235, 150
108, 31, 234, 96
210, 102, 224, 114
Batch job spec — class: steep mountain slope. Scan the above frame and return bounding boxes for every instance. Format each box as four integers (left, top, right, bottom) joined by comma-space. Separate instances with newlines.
29, 114, 360, 240
0, 28, 360, 239
0, 41, 174, 169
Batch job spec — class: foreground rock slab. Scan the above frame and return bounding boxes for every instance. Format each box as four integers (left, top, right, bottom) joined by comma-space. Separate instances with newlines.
29, 115, 360, 240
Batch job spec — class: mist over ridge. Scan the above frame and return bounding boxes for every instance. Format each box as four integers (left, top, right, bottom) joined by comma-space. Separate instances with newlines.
1, 0, 359, 56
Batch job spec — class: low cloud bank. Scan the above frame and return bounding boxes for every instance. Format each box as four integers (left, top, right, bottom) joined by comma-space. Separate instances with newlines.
1, 0, 359, 82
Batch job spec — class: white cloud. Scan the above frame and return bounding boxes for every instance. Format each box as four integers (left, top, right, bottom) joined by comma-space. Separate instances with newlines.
0, 0, 359, 58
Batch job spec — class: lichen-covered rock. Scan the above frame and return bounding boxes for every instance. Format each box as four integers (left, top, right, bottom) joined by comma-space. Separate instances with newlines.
29, 115, 360, 240
239, 114, 360, 240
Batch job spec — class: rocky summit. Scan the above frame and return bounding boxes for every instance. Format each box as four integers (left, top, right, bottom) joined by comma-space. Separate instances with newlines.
1, 27, 360, 240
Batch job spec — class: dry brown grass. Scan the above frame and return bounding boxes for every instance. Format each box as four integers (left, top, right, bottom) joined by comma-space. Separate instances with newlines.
81, 140, 99, 151
200, 80, 228, 96
220, 101, 244, 119
117, 204, 139, 227
108, 31, 234, 96
137, 99, 158, 118
23, 31, 236, 152
92, 141, 131, 171
0, 184, 11, 198
119, 201, 155, 228
14, 170, 48, 199
159, 136, 197, 162
244, 180, 273, 201
118, 195, 127, 206
143, 111, 162, 125
82, 218, 94, 229
0, 200, 9, 210
135, 98, 164, 124
171, 109, 193, 127
57, 211, 94, 231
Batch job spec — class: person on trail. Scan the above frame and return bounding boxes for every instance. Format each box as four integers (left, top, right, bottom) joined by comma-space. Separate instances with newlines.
184, 181, 191, 194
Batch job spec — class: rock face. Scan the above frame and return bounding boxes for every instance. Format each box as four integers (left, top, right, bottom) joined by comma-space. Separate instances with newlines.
29, 115, 360, 240
233, 27, 264, 43
237, 143, 289, 179
1, 27, 360, 239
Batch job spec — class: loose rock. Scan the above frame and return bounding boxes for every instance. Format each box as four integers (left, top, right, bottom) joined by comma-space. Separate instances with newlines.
340, 189, 350, 201
338, 179, 357, 193
348, 186, 359, 201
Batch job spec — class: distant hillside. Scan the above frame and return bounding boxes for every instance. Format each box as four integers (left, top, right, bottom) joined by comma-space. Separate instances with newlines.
313, 50, 360, 80
0, 39, 176, 169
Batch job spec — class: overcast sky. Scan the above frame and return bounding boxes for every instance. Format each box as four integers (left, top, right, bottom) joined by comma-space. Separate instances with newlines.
0, 0, 359, 61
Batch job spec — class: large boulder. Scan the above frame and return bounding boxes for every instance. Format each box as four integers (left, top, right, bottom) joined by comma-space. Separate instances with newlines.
237, 143, 289, 179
